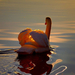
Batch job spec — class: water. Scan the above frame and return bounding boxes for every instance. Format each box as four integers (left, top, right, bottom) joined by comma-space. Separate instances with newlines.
0, 0, 75, 75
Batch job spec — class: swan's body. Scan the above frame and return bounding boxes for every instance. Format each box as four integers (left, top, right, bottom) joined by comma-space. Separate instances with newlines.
16, 17, 52, 55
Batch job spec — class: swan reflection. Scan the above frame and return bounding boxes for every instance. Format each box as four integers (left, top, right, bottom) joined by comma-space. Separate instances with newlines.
16, 50, 65, 75
16, 51, 52, 75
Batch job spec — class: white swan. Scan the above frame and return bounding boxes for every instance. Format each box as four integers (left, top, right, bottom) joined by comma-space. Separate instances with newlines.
16, 17, 52, 54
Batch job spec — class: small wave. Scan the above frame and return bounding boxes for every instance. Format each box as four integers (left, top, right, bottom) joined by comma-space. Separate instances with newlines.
50, 65, 67, 75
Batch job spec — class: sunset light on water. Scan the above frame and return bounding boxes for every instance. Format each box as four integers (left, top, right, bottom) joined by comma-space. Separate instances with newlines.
0, 0, 75, 75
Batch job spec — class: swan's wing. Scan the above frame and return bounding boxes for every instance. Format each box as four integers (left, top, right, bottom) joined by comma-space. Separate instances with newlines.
30, 30, 49, 47
18, 28, 32, 41
18, 28, 32, 46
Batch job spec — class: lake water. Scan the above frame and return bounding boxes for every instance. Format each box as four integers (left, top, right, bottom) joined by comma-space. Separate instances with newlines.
0, 0, 75, 75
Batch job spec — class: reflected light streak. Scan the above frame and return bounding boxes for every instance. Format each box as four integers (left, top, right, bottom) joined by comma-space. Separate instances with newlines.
50, 51, 56, 54
33, 23, 44, 25
0, 44, 20, 48
52, 21, 75, 34
50, 32, 71, 43
51, 32, 62, 35
22, 23, 44, 26
0, 38, 18, 41
52, 29, 75, 34
5, 32, 19, 35
0, 29, 9, 32
63, 21, 75, 23
52, 59, 63, 67
0, 29, 19, 35
50, 35, 69, 43
52, 24, 75, 29
51, 65, 67, 75
47, 54, 52, 58
51, 45, 59, 48
0, 34, 6, 36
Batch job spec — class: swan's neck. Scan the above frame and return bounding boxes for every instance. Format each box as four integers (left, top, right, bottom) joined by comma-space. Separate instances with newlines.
45, 22, 51, 40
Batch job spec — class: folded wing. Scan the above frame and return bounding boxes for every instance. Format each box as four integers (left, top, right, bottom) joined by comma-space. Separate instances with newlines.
30, 30, 49, 47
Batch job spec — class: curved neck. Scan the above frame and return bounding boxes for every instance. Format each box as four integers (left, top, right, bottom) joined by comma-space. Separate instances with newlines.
45, 22, 51, 40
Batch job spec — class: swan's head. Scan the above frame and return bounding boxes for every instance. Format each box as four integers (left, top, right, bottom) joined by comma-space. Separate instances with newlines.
45, 17, 52, 40
45, 17, 52, 25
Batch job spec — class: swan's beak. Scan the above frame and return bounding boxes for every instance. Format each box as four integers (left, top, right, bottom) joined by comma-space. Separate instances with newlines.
45, 22, 47, 25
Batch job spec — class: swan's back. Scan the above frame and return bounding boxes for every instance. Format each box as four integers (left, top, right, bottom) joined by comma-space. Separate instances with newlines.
18, 29, 49, 47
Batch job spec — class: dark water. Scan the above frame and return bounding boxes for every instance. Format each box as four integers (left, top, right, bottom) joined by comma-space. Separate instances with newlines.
0, 0, 75, 75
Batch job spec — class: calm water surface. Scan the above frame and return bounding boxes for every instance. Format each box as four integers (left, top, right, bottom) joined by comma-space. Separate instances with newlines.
0, 0, 75, 75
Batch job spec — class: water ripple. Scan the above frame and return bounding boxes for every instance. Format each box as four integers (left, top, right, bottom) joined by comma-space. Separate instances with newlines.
51, 65, 67, 75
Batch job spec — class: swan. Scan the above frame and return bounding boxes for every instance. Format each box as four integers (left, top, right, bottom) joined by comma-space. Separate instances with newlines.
16, 17, 52, 55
